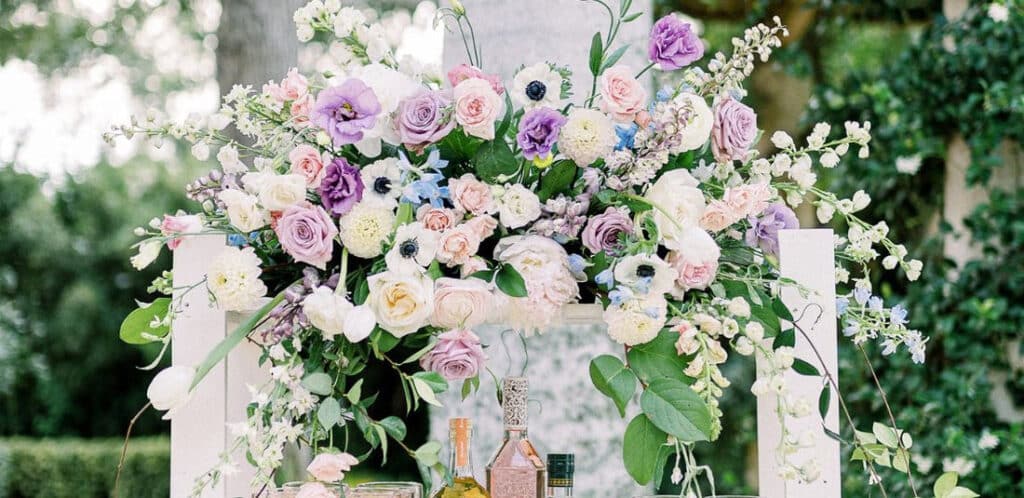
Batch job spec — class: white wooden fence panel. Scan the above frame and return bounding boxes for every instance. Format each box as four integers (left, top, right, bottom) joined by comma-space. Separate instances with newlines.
756, 228, 841, 497
225, 310, 272, 496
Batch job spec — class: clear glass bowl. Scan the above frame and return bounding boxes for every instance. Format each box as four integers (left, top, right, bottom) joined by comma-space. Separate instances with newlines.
350, 481, 423, 498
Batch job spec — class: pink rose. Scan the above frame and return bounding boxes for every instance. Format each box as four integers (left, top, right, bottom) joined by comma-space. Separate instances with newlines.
266, 67, 309, 103
288, 144, 326, 187
290, 94, 314, 129
699, 200, 737, 233
274, 202, 338, 269
599, 65, 648, 123
723, 182, 772, 218
306, 452, 358, 483
464, 215, 498, 239
419, 328, 487, 381
448, 174, 495, 215
667, 251, 719, 291
431, 277, 494, 329
453, 78, 504, 140
160, 214, 202, 250
417, 205, 462, 231
460, 256, 489, 278
436, 225, 481, 267
296, 482, 335, 498
447, 64, 504, 95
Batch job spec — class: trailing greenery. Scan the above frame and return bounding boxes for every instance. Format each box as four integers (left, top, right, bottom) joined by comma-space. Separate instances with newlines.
0, 437, 169, 498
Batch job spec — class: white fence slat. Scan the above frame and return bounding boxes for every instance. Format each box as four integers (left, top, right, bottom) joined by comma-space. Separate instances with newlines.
171, 235, 229, 498
225, 310, 272, 496
756, 228, 841, 497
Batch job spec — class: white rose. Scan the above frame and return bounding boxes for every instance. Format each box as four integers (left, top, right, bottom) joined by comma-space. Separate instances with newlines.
671, 93, 714, 153
366, 270, 434, 337
498, 184, 542, 229
147, 365, 195, 420
218, 189, 269, 232
302, 286, 353, 340
131, 239, 163, 270
350, 64, 420, 151
206, 246, 268, 311
645, 169, 706, 245
250, 173, 307, 211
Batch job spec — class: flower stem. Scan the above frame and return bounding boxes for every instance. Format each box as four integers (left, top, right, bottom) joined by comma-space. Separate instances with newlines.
336, 247, 349, 296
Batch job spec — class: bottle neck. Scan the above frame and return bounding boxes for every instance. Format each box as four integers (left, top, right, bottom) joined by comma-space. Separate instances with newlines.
449, 428, 475, 478
503, 426, 528, 439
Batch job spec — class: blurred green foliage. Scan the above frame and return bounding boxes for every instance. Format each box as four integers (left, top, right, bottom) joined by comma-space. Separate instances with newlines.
0, 437, 169, 498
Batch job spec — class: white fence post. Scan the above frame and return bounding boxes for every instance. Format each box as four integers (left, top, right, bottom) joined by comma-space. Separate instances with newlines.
756, 228, 841, 497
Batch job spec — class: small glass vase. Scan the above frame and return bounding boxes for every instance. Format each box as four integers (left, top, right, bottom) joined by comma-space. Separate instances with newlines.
269, 481, 348, 497
350, 481, 423, 498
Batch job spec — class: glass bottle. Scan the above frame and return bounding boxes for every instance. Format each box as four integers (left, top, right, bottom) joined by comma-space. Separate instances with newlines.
546, 454, 574, 497
433, 418, 490, 498
486, 377, 546, 498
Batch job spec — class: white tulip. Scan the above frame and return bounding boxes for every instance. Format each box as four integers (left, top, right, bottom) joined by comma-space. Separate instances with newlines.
147, 365, 196, 420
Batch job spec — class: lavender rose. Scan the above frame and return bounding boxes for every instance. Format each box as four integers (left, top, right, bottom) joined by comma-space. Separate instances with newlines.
581, 206, 634, 254
396, 89, 456, 151
745, 202, 798, 256
311, 78, 381, 146
648, 15, 704, 70
419, 328, 487, 381
318, 158, 364, 216
516, 107, 567, 160
274, 201, 338, 269
711, 96, 758, 162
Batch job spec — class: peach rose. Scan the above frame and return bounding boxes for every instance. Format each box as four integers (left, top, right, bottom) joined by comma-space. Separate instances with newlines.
267, 67, 308, 103
431, 277, 494, 329
417, 205, 463, 231
436, 225, 481, 267
460, 256, 489, 278
290, 94, 313, 129
599, 65, 648, 123
464, 215, 498, 239
306, 452, 358, 483
723, 182, 772, 218
288, 144, 326, 187
699, 200, 736, 233
448, 174, 495, 215
453, 78, 503, 140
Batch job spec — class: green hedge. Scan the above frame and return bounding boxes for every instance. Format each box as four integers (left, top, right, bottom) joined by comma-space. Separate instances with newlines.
0, 438, 169, 498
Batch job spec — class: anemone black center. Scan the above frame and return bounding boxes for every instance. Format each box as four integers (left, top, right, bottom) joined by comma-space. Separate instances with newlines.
636, 264, 656, 278
373, 177, 392, 195
399, 239, 419, 258
525, 80, 547, 101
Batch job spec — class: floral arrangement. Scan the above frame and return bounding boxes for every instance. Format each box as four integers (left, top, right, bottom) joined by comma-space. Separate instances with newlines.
112, 1, 976, 497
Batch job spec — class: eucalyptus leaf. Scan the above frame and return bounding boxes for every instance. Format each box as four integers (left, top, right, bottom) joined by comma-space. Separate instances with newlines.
302, 372, 334, 396
473, 139, 517, 182
627, 331, 689, 384
316, 397, 342, 429
415, 441, 443, 466
412, 377, 443, 407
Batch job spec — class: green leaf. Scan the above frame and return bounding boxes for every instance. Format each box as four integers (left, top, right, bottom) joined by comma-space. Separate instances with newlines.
947, 488, 980, 498
302, 372, 334, 396
818, 384, 831, 419
640, 378, 712, 442
316, 397, 342, 429
401, 338, 438, 364
934, 472, 958, 498
622, 414, 667, 485
119, 298, 171, 344
438, 128, 481, 162
622, 11, 644, 22
601, 45, 630, 72
495, 91, 515, 138
872, 422, 900, 449
627, 330, 688, 384
772, 298, 794, 321
589, 32, 604, 76
495, 264, 528, 298
346, 378, 364, 404
537, 160, 577, 202
892, 447, 910, 473
753, 304, 783, 338
379, 416, 407, 441
773, 328, 795, 348
412, 377, 442, 407
589, 355, 637, 417
473, 139, 517, 182
395, 202, 414, 228
792, 358, 820, 376
372, 329, 401, 355
411, 371, 449, 393
375, 424, 389, 463
191, 292, 286, 389
414, 441, 443, 466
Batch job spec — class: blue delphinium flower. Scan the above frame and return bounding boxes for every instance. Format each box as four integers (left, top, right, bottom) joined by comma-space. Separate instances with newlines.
228, 232, 259, 247
836, 296, 850, 314
868, 296, 884, 312
853, 287, 871, 306
567, 254, 591, 281
609, 286, 634, 306
615, 124, 638, 151
399, 149, 450, 207
595, 268, 615, 289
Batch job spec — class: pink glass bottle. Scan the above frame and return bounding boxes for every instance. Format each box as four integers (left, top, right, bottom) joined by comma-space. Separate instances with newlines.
485, 377, 546, 498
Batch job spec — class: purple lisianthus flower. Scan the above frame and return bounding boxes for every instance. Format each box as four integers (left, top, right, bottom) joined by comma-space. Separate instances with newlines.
274, 201, 338, 269
318, 158, 364, 216
311, 78, 381, 146
744, 202, 798, 256
711, 96, 757, 162
516, 107, 567, 160
396, 89, 456, 151
581, 206, 634, 254
648, 15, 704, 70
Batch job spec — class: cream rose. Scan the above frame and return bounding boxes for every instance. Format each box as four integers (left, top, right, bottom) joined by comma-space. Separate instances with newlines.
366, 270, 434, 337
498, 184, 542, 229
448, 174, 495, 215
218, 189, 269, 232
431, 277, 494, 329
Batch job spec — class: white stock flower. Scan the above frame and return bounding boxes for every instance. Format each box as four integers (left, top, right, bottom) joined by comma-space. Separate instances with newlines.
604, 295, 668, 346
734, 336, 755, 356
339, 201, 396, 258
559, 108, 616, 166
131, 240, 163, 270
511, 63, 564, 110
217, 144, 246, 173
219, 189, 269, 232
670, 92, 714, 153
498, 184, 542, 229
333, 7, 367, 37
745, 321, 764, 342
644, 169, 706, 246
207, 246, 268, 311
191, 142, 210, 161
852, 190, 871, 211
366, 269, 434, 337
727, 297, 751, 317
820, 150, 840, 168
895, 155, 922, 174
771, 130, 794, 149
816, 202, 836, 224
978, 429, 1000, 450
147, 365, 196, 420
